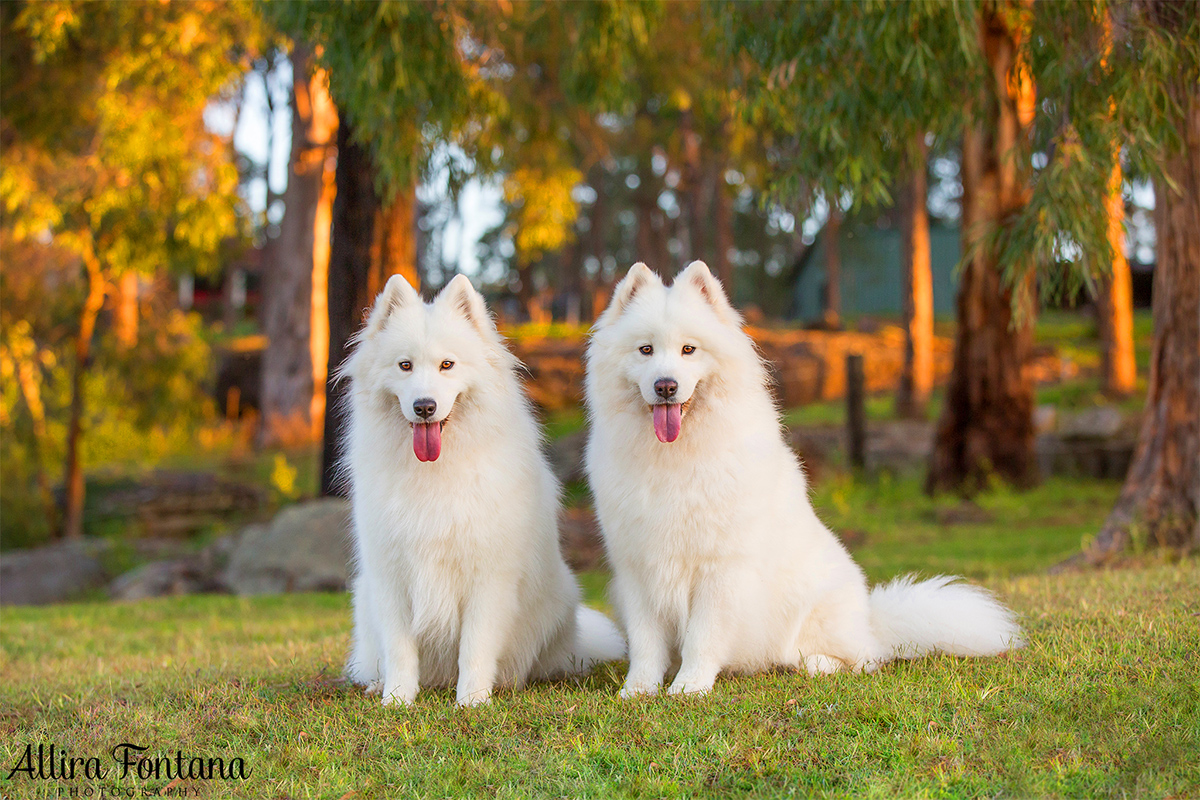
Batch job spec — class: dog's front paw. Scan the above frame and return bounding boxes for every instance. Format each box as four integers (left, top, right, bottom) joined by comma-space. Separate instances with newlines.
364, 680, 384, 696
381, 692, 416, 707
456, 687, 492, 707
618, 681, 659, 699
804, 654, 841, 676
380, 682, 418, 707
666, 676, 714, 696
854, 658, 884, 674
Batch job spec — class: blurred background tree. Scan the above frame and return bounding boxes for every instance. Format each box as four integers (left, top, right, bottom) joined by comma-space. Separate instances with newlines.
256, 44, 338, 449
1089, 0, 1199, 558
1, 0, 1193, 560
266, 0, 482, 495
1, 0, 265, 540
734, 1, 975, 419
734, 0, 1198, 550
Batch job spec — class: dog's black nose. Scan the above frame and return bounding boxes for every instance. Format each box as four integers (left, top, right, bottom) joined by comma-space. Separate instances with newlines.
654, 378, 678, 400
413, 398, 437, 419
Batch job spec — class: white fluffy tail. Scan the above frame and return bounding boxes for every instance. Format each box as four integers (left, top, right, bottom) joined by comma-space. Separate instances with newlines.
570, 606, 627, 672
869, 575, 1023, 660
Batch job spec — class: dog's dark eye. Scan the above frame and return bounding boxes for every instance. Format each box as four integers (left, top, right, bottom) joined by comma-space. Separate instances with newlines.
682, 345, 696, 355
639, 345, 653, 356
398, 361, 412, 372
440, 360, 454, 371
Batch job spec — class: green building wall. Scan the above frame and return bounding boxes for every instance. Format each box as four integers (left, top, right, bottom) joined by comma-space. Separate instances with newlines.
790, 222, 961, 322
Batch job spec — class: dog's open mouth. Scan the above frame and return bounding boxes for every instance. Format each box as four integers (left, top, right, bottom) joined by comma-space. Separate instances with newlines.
651, 400, 691, 444
411, 419, 447, 462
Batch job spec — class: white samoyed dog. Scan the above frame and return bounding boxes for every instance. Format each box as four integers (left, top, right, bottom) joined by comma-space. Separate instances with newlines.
585, 261, 1023, 698
342, 273, 625, 706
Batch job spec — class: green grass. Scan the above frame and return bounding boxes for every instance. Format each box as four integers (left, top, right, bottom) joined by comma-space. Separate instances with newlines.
778, 373, 1145, 431
541, 406, 588, 440
1036, 378, 1147, 416
2, 562, 1196, 799
782, 394, 923, 428
3, 472, 1198, 798
811, 474, 1124, 580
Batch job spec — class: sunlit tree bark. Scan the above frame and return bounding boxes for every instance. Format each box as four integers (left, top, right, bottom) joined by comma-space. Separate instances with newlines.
927, 2, 1039, 493
897, 137, 934, 418
320, 120, 418, 496
114, 271, 138, 350
260, 46, 339, 446
1096, 9, 1137, 398
1090, 74, 1199, 558
1097, 160, 1137, 397
62, 248, 106, 539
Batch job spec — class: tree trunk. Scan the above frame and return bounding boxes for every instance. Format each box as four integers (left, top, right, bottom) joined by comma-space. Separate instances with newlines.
634, 155, 668, 272
61, 251, 106, 539
679, 108, 704, 265
713, 164, 734, 296
8, 338, 57, 531
1088, 80, 1199, 559
1097, 161, 1138, 398
823, 208, 842, 329
320, 119, 418, 496
515, 263, 541, 323
897, 138, 935, 418
926, 3, 1038, 494
310, 146, 335, 440
561, 236, 584, 325
370, 181, 419, 295
259, 47, 338, 447
114, 271, 138, 349
1096, 3, 1137, 399
222, 267, 246, 331
584, 164, 610, 321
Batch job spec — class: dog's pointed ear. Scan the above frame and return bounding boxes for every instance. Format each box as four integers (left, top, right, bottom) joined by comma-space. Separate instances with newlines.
365, 273, 420, 336
678, 260, 740, 325
596, 262, 661, 327
438, 273, 495, 335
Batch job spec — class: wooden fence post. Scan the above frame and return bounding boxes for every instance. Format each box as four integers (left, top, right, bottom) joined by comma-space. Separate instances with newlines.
846, 353, 866, 470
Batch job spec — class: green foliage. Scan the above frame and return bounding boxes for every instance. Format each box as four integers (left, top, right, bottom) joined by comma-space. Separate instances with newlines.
1, 0, 261, 279
0, 0, 262, 541
732, 1, 977, 209
974, 1, 1199, 312
268, 1, 478, 197
732, 1, 1200, 309
462, 1, 663, 267
502, 166, 585, 263
0, 307, 218, 549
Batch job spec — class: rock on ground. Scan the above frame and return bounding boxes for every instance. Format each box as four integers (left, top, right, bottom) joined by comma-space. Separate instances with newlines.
548, 430, 588, 485
1059, 406, 1126, 440
220, 498, 353, 595
109, 557, 213, 601
1, 540, 111, 605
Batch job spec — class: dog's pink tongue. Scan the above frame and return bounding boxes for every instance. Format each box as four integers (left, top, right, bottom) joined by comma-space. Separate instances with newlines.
653, 404, 682, 443
413, 422, 442, 462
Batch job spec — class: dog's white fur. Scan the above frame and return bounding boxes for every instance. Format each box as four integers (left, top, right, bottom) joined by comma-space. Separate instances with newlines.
585, 261, 1023, 698
343, 274, 624, 707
